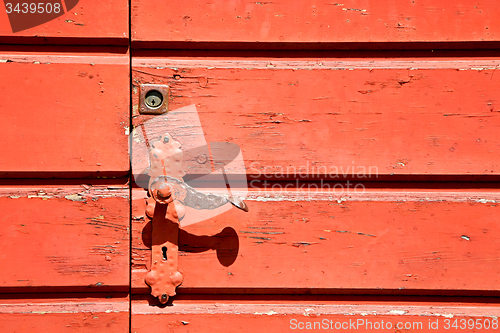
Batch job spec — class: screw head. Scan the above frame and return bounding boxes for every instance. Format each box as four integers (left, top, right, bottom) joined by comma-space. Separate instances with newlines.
196, 154, 207, 164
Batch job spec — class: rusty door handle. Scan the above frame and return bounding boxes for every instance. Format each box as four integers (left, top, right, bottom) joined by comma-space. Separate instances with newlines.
142, 134, 248, 304
144, 185, 183, 304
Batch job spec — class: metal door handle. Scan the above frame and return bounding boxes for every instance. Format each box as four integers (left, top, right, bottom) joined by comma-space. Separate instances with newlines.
144, 184, 183, 304
142, 134, 248, 304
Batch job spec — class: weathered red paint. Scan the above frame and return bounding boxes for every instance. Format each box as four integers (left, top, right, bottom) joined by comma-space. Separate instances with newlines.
2, 0, 500, 330
132, 0, 500, 46
132, 297, 500, 332
132, 187, 500, 294
132, 56, 500, 178
0, 296, 129, 332
0, 48, 129, 177
0, 184, 129, 290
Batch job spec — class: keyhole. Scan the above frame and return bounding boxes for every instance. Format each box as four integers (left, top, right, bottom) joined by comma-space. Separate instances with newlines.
145, 90, 163, 109
162, 246, 167, 261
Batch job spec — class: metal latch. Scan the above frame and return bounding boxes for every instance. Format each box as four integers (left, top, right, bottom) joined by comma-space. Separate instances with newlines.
139, 84, 169, 115
142, 134, 248, 304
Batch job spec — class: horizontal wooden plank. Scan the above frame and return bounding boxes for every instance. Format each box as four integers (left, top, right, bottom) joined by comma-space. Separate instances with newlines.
0, 184, 129, 290
132, 298, 500, 332
0, 0, 128, 44
0, 297, 128, 332
132, 187, 500, 292
132, 57, 500, 178
131, 0, 500, 46
0, 50, 129, 176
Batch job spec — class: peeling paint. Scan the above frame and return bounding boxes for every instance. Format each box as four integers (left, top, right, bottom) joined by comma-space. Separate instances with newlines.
292, 241, 318, 247
342, 7, 366, 12
135, 59, 500, 70
387, 310, 407, 315
476, 198, 497, 203
65, 194, 86, 202
255, 310, 278, 315
241, 191, 500, 203
0, 186, 129, 200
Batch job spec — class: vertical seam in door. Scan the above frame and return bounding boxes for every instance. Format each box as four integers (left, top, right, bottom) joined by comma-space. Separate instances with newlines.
128, 0, 133, 331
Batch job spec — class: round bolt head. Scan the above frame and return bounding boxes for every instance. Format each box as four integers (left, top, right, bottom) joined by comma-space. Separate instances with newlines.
197, 154, 207, 164
157, 187, 172, 200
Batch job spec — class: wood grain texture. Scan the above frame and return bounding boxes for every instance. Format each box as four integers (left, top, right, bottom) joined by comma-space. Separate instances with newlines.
0, 297, 129, 332
132, 56, 500, 178
0, 50, 129, 176
132, 298, 500, 332
131, 0, 500, 45
0, 185, 129, 290
132, 187, 500, 293
0, 0, 128, 43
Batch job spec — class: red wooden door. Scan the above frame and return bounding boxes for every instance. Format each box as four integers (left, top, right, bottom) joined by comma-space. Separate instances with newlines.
0, 1, 130, 330
2, 1, 500, 332
130, 1, 500, 332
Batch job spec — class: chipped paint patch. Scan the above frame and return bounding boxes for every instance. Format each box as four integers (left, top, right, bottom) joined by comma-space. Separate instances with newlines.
241, 191, 500, 203
0, 302, 128, 314
438, 313, 454, 318
476, 198, 497, 203
31, 310, 72, 314
255, 310, 278, 315
65, 194, 86, 202
136, 58, 500, 70
0, 186, 129, 200
387, 310, 407, 315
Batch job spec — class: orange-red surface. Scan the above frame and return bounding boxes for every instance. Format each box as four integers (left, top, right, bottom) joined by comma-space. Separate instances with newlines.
132, 56, 500, 177
0, 0, 128, 43
132, 0, 500, 44
0, 49, 129, 176
132, 187, 500, 293
0, 297, 129, 332
132, 297, 500, 333
2, 0, 500, 330
0, 185, 129, 290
